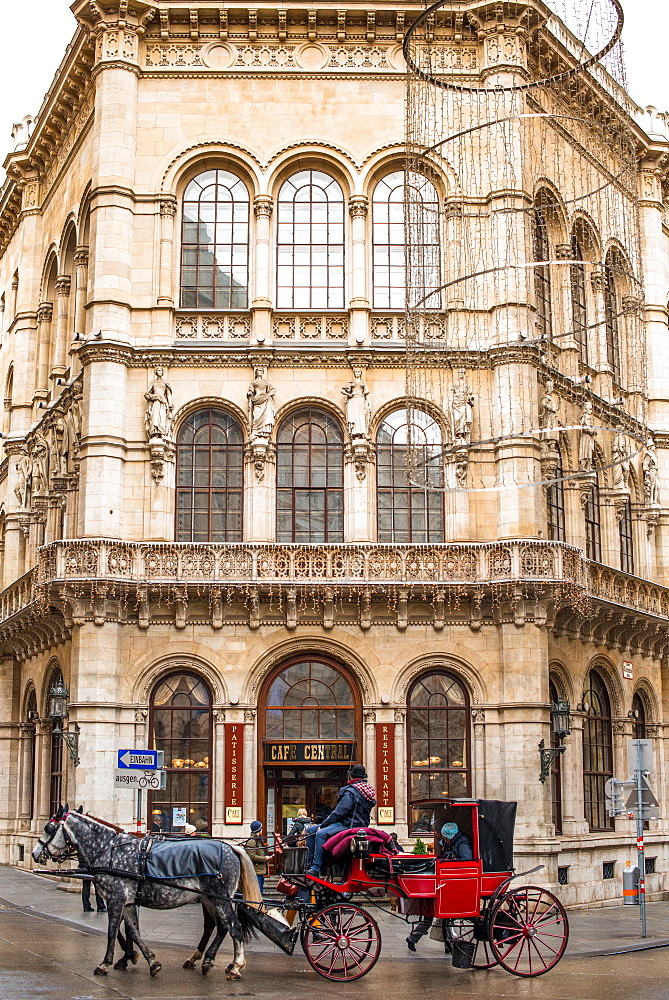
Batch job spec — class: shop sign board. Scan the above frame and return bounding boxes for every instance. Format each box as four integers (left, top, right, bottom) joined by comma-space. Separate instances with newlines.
375, 723, 395, 824
263, 741, 356, 764
225, 723, 244, 824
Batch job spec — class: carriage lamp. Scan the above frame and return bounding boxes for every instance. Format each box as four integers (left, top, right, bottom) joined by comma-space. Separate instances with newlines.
48, 679, 80, 767
538, 700, 571, 784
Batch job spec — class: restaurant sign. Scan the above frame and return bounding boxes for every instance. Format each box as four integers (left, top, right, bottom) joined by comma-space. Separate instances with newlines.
375, 723, 395, 824
264, 741, 356, 764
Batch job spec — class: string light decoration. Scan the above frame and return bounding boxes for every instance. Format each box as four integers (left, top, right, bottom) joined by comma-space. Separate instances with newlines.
403, 0, 649, 510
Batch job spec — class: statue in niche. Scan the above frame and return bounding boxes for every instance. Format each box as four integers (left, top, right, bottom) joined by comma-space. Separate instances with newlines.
341, 368, 371, 439
144, 367, 173, 440
247, 367, 276, 440
31, 436, 48, 493
578, 400, 597, 472
611, 427, 631, 492
50, 417, 66, 477
539, 379, 559, 432
643, 436, 661, 506
14, 447, 31, 508
450, 369, 474, 447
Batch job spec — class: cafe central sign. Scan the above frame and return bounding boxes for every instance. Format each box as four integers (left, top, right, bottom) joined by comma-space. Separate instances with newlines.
264, 741, 356, 764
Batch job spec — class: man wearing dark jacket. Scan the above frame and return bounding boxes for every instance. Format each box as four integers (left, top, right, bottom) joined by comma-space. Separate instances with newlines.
305, 764, 376, 877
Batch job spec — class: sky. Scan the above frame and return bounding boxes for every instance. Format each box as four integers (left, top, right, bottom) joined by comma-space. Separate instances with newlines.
0, 0, 667, 168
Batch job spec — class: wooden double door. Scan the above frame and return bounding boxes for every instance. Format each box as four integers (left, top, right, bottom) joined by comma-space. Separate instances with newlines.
269, 767, 350, 836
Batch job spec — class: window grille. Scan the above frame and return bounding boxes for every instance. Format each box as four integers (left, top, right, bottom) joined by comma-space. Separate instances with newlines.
557, 866, 569, 885
603, 861, 615, 880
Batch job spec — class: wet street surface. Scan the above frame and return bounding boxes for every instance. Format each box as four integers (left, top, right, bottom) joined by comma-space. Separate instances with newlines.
3, 900, 669, 1000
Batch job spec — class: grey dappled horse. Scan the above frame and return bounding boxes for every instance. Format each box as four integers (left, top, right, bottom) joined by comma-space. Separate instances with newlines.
33, 806, 261, 978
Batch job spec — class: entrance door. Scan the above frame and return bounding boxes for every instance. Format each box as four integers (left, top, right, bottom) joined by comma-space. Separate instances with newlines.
271, 769, 348, 836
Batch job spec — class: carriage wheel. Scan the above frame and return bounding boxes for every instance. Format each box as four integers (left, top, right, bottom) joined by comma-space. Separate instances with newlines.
444, 918, 497, 969
489, 886, 569, 977
301, 903, 381, 981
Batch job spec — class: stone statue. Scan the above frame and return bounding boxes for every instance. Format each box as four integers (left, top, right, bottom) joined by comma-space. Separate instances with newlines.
14, 447, 31, 508
341, 368, 371, 439
578, 400, 597, 471
450, 369, 474, 447
643, 436, 661, 506
247, 367, 276, 440
50, 417, 66, 477
539, 379, 559, 432
144, 367, 173, 440
31, 436, 48, 493
611, 427, 630, 492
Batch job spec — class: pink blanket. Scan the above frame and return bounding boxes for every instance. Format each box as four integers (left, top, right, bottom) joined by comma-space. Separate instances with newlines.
322, 826, 394, 860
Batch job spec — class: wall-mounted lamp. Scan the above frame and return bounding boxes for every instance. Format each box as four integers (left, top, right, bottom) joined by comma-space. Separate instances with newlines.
628, 709, 639, 720
539, 699, 571, 784
48, 679, 80, 767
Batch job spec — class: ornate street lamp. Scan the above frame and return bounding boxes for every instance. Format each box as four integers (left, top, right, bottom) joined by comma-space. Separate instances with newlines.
539, 699, 571, 784
48, 679, 80, 767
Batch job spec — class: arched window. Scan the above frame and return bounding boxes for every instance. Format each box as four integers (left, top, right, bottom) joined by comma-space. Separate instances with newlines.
377, 408, 444, 542
150, 672, 212, 833
264, 659, 356, 740
546, 447, 565, 542
276, 407, 344, 542
180, 169, 250, 310
25, 689, 37, 822
549, 680, 563, 835
47, 668, 64, 818
632, 692, 646, 740
582, 669, 613, 831
176, 409, 243, 542
408, 672, 470, 831
619, 498, 634, 575
570, 223, 588, 365
277, 170, 344, 309
584, 478, 601, 562
533, 202, 552, 341
372, 171, 440, 310
604, 249, 623, 385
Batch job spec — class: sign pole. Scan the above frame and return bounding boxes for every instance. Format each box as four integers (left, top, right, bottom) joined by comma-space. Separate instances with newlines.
137, 788, 143, 837
635, 740, 647, 938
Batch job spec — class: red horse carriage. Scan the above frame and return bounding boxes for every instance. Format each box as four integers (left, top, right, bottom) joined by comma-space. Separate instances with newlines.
282, 797, 569, 981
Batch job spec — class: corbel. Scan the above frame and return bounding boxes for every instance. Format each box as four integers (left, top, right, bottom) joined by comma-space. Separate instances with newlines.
337, 9, 346, 40
219, 8, 228, 39
248, 9, 257, 40
278, 9, 287, 41
366, 11, 376, 41
308, 9, 316, 40
160, 9, 169, 38
395, 11, 404, 41
190, 9, 199, 40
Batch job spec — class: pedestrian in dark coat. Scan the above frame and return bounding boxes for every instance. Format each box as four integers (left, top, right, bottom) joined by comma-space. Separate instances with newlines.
305, 764, 376, 877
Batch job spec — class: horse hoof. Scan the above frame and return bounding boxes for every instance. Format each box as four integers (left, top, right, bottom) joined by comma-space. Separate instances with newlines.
94, 966, 108, 976
131, 952, 139, 965
183, 959, 196, 969
113, 960, 128, 971
226, 970, 241, 981
149, 961, 162, 977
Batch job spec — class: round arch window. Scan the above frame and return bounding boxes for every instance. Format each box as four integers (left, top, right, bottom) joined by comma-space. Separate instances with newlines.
149, 672, 212, 833
264, 659, 357, 741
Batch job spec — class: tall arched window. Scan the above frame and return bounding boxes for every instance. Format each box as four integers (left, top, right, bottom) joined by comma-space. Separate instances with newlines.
372, 171, 440, 310
584, 478, 601, 562
632, 692, 646, 740
25, 689, 37, 822
604, 249, 623, 385
619, 498, 634, 575
276, 407, 344, 542
264, 659, 357, 740
377, 408, 444, 542
47, 668, 64, 818
533, 202, 552, 341
546, 447, 565, 542
176, 409, 243, 542
582, 669, 613, 831
277, 170, 344, 309
180, 170, 250, 310
408, 672, 470, 830
570, 223, 588, 365
150, 672, 212, 833
549, 680, 563, 835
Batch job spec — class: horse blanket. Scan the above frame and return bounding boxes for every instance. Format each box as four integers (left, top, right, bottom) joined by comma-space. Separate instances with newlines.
144, 838, 227, 879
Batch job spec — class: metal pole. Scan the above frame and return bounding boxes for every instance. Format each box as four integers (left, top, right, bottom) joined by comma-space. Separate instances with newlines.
137, 788, 143, 837
635, 740, 646, 938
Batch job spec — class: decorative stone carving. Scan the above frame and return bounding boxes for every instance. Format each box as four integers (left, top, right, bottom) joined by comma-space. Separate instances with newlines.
247, 367, 276, 482
31, 436, 48, 494
342, 368, 370, 439
643, 436, 661, 506
450, 369, 474, 448
611, 427, 631, 493
144, 367, 174, 441
578, 400, 597, 472
539, 379, 560, 433
14, 447, 31, 509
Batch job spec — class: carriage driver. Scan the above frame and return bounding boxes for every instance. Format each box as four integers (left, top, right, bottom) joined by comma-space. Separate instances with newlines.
305, 764, 376, 878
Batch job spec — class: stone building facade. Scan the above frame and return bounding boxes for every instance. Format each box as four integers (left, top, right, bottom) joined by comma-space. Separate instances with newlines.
0, 0, 668, 906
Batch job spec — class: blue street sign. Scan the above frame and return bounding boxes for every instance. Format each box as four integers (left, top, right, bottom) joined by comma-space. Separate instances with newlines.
117, 749, 164, 770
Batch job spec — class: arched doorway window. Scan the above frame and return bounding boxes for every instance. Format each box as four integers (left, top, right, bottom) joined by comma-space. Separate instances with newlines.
149, 672, 212, 833
277, 170, 344, 309
180, 169, 250, 309
377, 408, 444, 542
546, 447, 565, 542
47, 668, 64, 818
276, 407, 344, 542
532, 200, 552, 341
632, 692, 646, 740
582, 669, 613, 831
261, 657, 360, 834
25, 688, 37, 821
176, 408, 243, 542
549, 680, 563, 835
408, 672, 470, 834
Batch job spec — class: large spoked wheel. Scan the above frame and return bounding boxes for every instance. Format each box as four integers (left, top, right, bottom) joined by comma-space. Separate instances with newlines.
489, 886, 569, 977
301, 903, 381, 981
445, 918, 497, 969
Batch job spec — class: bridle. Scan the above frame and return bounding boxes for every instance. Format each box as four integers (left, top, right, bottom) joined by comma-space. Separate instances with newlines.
34, 808, 77, 863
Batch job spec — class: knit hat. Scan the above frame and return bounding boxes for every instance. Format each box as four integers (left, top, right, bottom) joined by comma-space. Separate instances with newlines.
250, 820, 262, 833
184, 823, 196, 835
441, 822, 459, 840
348, 763, 367, 779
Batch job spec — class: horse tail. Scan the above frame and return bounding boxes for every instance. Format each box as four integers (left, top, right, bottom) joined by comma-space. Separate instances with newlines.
229, 843, 262, 908
236, 903, 259, 944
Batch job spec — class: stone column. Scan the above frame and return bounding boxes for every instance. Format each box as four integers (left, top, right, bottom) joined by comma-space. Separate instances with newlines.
589, 265, 612, 400
158, 200, 177, 306
53, 275, 72, 378
35, 302, 53, 399
555, 243, 580, 379
348, 196, 369, 345
252, 196, 273, 344
12, 174, 43, 436
73, 246, 89, 336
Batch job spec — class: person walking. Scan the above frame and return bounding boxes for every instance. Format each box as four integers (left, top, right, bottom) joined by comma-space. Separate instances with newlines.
243, 820, 270, 895
305, 764, 376, 878
286, 807, 311, 845
82, 877, 106, 913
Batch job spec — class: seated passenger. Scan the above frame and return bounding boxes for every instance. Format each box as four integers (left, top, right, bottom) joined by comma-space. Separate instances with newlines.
305, 764, 376, 878
439, 822, 473, 861
286, 808, 311, 846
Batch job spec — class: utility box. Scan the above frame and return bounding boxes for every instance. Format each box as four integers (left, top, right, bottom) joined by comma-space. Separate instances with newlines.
623, 863, 640, 905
